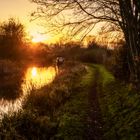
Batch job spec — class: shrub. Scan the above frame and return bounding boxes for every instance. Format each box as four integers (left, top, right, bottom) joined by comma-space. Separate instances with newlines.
113, 45, 130, 81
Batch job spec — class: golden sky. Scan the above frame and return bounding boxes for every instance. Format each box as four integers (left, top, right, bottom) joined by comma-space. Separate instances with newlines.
0, 0, 121, 44
0, 0, 53, 43
0, 0, 96, 43
0, 0, 36, 25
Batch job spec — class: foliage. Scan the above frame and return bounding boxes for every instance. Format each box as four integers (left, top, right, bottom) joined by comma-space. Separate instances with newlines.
48, 41, 111, 65
79, 42, 108, 64
0, 18, 26, 60
54, 64, 94, 139
96, 65, 114, 86
1, 62, 140, 139
112, 45, 130, 81
0, 110, 57, 140
31, 0, 140, 84
0, 62, 87, 139
97, 65, 140, 140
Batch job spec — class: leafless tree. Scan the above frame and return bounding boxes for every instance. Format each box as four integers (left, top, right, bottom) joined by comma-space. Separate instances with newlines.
30, 0, 140, 83
118, 0, 140, 83
30, 0, 120, 39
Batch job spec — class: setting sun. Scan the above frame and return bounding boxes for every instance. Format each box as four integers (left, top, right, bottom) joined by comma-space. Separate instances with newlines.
28, 27, 60, 44
31, 33, 47, 43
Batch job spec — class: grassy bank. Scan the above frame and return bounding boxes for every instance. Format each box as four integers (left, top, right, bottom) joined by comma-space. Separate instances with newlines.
96, 65, 140, 140
0, 62, 89, 139
54, 65, 95, 139
1, 63, 140, 140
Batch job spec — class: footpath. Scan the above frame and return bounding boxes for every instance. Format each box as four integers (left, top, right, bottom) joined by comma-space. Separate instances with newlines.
55, 64, 105, 140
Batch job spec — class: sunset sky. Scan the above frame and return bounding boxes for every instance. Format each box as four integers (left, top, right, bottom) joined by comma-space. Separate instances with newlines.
0, 0, 118, 44
0, 0, 35, 28
0, 0, 52, 43
0, 0, 96, 43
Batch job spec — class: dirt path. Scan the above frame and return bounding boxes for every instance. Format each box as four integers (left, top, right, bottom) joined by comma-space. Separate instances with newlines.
87, 68, 103, 140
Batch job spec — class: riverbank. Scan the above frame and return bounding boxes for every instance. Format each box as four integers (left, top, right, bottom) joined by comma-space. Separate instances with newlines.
96, 65, 140, 140
0, 63, 140, 139
0, 62, 87, 139
54, 64, 140, 140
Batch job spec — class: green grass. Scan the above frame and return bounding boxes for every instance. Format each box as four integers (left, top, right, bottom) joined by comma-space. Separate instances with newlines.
0, 62, 88, 140
95, 64, 115, 86
1, 63, 140, 140
53, 65, 95, 139
96, 65, 140, 140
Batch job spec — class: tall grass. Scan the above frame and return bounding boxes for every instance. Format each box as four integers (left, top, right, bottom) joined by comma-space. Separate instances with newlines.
97, 65, 140, 140
0, 62, 86, 139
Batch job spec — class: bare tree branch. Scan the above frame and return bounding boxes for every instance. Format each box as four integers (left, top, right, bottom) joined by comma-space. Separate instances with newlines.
29, 0, 140, 83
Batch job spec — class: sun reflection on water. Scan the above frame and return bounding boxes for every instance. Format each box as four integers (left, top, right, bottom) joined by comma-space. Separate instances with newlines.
32, 67, 37, 77
0, 66, 56, 119
22, 66, 56, 93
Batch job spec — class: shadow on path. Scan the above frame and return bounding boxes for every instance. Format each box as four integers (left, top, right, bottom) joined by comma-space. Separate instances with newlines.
87, 68, 103, 140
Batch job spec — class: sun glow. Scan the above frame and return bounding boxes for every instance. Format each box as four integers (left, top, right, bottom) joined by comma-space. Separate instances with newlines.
31, 33, 47, 43
32, 67, 37, 77
27, 24, 61, 44
23, 66, 56, 90
28, 29, 61, 44
0, 66, 56, 119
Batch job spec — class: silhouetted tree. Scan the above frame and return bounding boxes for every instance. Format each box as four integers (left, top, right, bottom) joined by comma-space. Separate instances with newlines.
30, 0, 140, 83
118, 0, 140, 83
0, 18, 25, 59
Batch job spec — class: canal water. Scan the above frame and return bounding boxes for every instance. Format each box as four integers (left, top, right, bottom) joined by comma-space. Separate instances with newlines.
0, 66, 56, 119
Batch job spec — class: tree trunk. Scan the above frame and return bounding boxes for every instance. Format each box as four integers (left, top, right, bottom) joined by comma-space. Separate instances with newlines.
119, 0, 140, 83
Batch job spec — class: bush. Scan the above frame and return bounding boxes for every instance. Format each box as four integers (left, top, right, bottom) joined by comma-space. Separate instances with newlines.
0, 18, 26, 60
112, 45, 130, 81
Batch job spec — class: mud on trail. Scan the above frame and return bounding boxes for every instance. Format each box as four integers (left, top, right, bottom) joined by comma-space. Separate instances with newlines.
87, 68, 103, 140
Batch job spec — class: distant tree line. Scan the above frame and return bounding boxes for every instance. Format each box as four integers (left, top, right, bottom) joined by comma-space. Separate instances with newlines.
30, 0, 140, 84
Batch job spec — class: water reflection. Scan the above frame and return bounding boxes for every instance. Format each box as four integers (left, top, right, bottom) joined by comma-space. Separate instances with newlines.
0, 66, 56, 119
